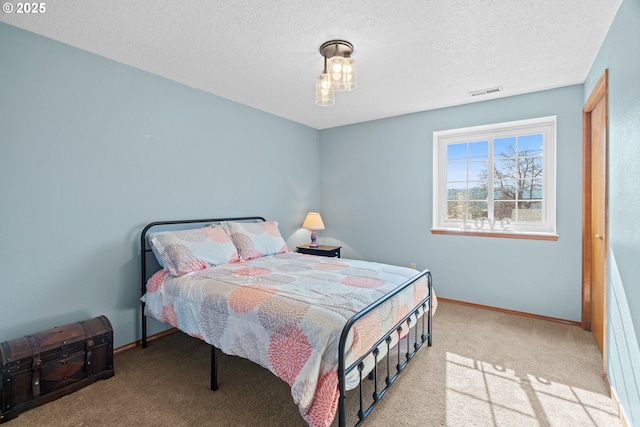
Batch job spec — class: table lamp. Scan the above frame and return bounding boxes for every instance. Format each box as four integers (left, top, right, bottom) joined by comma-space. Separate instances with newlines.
302, 212, 325, 248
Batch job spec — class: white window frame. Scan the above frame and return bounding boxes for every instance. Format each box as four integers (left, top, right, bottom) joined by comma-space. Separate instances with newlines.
432, 116, 557, 239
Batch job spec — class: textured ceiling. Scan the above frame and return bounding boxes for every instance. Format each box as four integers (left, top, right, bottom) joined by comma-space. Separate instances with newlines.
1, 0, 621, 129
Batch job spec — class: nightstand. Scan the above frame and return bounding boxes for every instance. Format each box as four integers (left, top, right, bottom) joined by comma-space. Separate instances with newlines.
296, 244, 342, 258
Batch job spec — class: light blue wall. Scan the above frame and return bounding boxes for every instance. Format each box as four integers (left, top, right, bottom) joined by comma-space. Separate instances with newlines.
0, 23, 320, 347
584, 0, 640, 424
319, 86, 584, 322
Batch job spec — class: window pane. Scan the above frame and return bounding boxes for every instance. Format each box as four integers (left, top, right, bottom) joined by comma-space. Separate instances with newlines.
494, 201, 515, 221
494, 182, 517, 200
447, 201, 466, 220
520, 180, 543, 199
518, 134, 543, 156
495, 159, 516, 179
447, 183, 467, 201
469, 182, 487, 200
468, 161, 487, 181
495, 137, 516, 158
517, 156, 543, 180
447, 143, 467, 162
467, 201, 488, 219
447, 162, 467, 182
518, 201, 543, 222
468, 141, 488, 160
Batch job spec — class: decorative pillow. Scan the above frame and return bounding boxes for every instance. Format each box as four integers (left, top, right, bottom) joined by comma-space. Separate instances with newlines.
149, 227, 240, 276
221, 221, 290, 261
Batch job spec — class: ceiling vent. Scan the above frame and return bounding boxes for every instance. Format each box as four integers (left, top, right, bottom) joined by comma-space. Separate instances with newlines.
469, 86, 503, 97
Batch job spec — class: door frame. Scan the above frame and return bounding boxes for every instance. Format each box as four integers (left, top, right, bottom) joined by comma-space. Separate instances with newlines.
581, 69, 608, 338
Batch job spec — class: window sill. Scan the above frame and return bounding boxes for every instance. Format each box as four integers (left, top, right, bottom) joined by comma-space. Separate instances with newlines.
430, 228, 558, 241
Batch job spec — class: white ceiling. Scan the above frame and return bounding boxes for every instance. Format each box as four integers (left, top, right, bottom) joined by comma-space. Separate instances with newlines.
1, 0, 621, 129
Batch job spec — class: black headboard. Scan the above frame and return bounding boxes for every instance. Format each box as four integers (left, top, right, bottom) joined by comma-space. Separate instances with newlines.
139, 216, 265, 346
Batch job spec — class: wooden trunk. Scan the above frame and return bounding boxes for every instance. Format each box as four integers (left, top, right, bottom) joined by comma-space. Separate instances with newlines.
0, 316, 114, 423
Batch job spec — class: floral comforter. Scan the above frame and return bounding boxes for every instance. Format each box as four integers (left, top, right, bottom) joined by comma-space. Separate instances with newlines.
144, 252, 436, 427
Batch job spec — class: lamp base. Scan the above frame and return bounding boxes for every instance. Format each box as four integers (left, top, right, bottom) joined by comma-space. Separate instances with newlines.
309, 230, 318, 248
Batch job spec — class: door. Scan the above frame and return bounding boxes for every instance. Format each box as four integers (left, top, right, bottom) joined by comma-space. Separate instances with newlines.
582, 70, 608, 364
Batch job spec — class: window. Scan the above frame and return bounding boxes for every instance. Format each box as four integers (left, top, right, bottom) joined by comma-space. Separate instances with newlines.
432, 116, 557, 239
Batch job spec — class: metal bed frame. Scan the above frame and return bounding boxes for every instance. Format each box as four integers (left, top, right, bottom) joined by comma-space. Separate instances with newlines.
140, 217, 432, 427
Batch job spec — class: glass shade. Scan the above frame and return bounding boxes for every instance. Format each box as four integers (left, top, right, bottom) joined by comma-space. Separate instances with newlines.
315, 73, 334, 106
342, 57, 357, 91
329, 56, 347, 92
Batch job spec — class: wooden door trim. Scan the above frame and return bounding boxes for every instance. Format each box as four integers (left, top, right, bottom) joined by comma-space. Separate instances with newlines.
582, 69, 608, 331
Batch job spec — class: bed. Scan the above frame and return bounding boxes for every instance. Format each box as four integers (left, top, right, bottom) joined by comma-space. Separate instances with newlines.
140, 217, 435, 427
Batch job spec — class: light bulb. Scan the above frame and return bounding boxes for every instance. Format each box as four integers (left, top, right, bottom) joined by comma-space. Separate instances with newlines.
330, 56, 343, 73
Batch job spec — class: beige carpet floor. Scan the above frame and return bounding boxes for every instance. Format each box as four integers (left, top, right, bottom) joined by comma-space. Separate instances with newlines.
3, 301, 621, 426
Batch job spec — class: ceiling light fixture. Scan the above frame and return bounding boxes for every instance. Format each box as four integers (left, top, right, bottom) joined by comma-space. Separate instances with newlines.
315, 40, 357, 106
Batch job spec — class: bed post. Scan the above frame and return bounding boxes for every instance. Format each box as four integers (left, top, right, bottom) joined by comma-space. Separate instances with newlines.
141, 225, 149, 348
338, 355, 347, 427
141, 307, 147, 348
427, 271, 433, 346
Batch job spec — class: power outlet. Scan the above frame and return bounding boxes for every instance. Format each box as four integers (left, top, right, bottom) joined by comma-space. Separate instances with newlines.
409, 263, 416, 269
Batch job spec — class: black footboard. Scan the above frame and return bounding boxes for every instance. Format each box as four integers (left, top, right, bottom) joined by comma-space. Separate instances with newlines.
337, 270, 433, 427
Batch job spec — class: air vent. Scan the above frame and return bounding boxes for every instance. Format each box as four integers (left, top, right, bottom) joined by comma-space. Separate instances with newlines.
469, 86, 503, 97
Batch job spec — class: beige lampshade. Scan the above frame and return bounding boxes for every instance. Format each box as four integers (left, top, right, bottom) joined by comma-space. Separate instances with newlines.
302, 212, 325, 230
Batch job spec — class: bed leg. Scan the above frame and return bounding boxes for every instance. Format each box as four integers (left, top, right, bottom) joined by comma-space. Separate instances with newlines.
211, 345, 218, 391
141, 302, 147, 348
